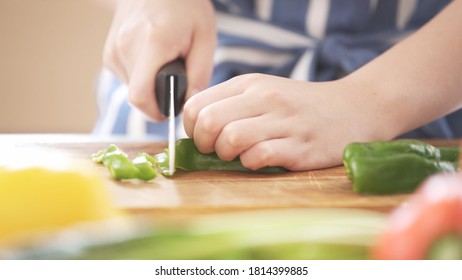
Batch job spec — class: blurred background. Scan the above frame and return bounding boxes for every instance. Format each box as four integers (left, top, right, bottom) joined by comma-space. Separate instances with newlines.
0, 0, 112, 133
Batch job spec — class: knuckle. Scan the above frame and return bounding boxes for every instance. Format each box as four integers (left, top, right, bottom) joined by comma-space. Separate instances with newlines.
239, 155, 256, 170
241, 157, 263, 171
221, 123, 243, 149
264, 90, 286, 104
114, 33, 131, 55
245, 73, 265, 81
194, 135, 214, 154
216, 148, 235, 161
242, 142, 276, 170
183, 101, 198, 124
117, 19, 180, 56
144, 22, 161, 41
196, 107, 218, 134
127, 94, 141, 107
127, 89, 145, 107
258, 142, 276, 163
216, 125, 243, 161
128, 93, 162, 122
102, 46, 117, 68
235, 73, 265, 85
145, 25, 181, 54
115, 22, 140, 53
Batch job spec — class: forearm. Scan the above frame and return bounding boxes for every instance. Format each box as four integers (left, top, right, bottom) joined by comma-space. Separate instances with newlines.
347, 0, 462, 138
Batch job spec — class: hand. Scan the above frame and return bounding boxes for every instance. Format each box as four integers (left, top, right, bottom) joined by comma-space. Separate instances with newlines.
103, 0, 216, 121
186, 1, 462, 171
183, 74, 395, 171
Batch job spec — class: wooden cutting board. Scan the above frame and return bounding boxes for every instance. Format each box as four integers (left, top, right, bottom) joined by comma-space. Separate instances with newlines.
5, 137, 443, 215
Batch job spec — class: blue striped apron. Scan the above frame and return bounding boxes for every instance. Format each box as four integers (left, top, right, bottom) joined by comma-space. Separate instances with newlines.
93, 0, 460, 140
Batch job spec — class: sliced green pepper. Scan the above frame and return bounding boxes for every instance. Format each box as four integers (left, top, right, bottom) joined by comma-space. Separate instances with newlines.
91, 145, 157, 181
92, 139, 286, 181
343, 140, 459, 195
131, 153, 158, 181
153, 150, 170, 176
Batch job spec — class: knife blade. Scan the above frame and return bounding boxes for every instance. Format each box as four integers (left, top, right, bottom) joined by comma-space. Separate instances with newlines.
155, 59, 187, 175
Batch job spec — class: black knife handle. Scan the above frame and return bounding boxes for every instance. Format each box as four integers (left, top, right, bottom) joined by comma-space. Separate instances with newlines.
155, 59, 187, 117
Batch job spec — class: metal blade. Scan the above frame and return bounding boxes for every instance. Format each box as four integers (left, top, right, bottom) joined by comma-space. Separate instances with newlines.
155, 59, 186, 176
167, 75, 176, 175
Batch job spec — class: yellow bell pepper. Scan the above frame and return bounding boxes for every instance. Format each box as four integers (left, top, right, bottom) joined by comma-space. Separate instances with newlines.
0, 165, 121, 244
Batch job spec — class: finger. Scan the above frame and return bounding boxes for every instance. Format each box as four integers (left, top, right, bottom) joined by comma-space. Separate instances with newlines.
192, 92, 266, 153
214, 115, 286, 161
183, 76, 249, 137
185, 27, 216, 99
102, 36, 129, 84
239, 138, 311, 171
128, 34, 181, 121
113, 25, 141, 83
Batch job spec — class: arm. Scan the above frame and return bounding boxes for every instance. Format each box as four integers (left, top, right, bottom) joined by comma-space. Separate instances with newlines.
348, 0, 462, 138
183, 1, 462, 171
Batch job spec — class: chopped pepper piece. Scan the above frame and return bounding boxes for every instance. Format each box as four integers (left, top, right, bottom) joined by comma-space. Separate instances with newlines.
91, 145, 157, 181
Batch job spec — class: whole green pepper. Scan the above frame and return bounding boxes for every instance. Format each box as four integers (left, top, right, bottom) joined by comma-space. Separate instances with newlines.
343, 140, 459, 195
343, 140, 459, 164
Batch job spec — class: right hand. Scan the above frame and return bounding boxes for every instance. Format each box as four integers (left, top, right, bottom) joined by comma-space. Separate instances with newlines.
103, 0, 216, 121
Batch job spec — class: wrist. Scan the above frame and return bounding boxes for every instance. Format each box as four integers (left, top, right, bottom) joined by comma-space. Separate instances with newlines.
338, 74, 405, 141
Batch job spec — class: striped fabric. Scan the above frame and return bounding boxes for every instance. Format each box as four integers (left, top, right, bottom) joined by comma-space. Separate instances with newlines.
93, 0, 460, 139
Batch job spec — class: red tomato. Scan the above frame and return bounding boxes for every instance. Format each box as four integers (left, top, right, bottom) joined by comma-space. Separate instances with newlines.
372, 172, 462, 259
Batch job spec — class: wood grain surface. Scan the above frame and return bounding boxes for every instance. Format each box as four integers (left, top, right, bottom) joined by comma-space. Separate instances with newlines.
2, 137, 459, 215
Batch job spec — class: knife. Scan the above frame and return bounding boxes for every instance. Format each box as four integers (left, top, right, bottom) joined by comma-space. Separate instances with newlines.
155, 59, 187, 175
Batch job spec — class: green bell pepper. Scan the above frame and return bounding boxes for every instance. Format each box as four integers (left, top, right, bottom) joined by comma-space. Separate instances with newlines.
343, 140, 459, 195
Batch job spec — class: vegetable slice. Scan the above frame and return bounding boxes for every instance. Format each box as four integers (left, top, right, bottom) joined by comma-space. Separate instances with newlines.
91, 145, 157, 181
92, 139, 286, 181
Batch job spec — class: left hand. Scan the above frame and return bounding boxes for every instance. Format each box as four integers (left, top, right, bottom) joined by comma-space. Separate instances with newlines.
183, 74, 393, 171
